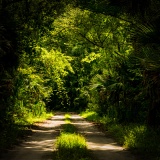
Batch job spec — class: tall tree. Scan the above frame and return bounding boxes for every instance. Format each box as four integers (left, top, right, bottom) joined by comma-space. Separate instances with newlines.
76, 0, 160, 126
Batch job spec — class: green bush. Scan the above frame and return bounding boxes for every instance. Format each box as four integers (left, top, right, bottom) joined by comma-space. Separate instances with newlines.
124, 125, 160, 153
108, 124, 125, 145
80, 110, 160, 159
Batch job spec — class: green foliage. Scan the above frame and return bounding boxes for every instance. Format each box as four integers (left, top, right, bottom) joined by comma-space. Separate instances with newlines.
76, 0, 160, 127
11, 44, 74, 122
62, 123, 77, 134
123, 125, 160, 152
107, 124, 125, 145
1, 0, 160, 157
0, 0, 70, 150
109, 124, 160, 157
55, 133, 88, 160
53, 5, 144, 123
25, 112, 53, 125
63, 113, 76, 133
51, 5, 132, 112
81, 111, 100, 122
65, 113, 71, 119
13, 57, 52, 120
81, 110, 160, 159
0, 1, 74, 148
55, 112, 89, 160
63, 113, 77, 132
65, 113, 71, 122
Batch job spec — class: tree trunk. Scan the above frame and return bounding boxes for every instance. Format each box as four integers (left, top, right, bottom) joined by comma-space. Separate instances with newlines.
147, 101, 160, 127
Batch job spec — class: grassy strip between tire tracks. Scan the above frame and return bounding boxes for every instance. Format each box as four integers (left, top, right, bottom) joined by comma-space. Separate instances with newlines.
54, 113, 91, 160
80, 110, 160, 160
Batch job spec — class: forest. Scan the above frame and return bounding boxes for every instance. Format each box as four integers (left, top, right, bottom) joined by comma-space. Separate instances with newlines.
0, 0, 160, 159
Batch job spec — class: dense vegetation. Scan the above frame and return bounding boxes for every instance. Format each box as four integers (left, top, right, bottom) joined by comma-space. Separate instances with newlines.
0, 0, 160, 159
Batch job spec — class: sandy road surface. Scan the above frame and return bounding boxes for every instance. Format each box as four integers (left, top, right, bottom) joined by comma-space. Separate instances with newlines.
0, 113, 65, 160
0, 113, 136, 160
71, 114, 136, 160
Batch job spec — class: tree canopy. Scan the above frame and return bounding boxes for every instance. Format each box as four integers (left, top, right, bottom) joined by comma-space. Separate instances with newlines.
0, 0, 160, 151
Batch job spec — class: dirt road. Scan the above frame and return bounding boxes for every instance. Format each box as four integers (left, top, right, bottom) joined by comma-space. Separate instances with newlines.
0, 113, 136, 160
0, 113, 65, 160
71, 114, 136, 160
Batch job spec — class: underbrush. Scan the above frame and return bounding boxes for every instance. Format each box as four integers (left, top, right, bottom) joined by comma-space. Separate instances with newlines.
54, 113, 90, 160
81, 110, 160, 160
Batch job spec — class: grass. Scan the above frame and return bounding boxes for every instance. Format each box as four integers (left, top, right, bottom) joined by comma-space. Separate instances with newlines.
54, 113, 91, 160
55, 133, 88, 160
80, 111, 100, 122
65, 113, 71, 124
25, 112, 53, 124
80, 110, 160, 160
65, 113, 71, 120
62, 123, 77, 133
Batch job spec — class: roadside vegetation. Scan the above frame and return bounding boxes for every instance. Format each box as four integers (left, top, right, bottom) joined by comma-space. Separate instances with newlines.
81, 111, 160, 159
54, 113, 91, 160
1, 1, 160, 159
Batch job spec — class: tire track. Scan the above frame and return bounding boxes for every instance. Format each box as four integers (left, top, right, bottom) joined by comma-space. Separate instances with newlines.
0, 113, 65, 160
71, 114, 136, 160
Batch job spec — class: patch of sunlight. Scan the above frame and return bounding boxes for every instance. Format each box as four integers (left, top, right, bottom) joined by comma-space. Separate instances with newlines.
87, 142, 123, 151
26, 112, 54, 124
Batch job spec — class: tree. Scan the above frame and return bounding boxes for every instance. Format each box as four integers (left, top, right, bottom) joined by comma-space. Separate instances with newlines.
76, 0, 160, 126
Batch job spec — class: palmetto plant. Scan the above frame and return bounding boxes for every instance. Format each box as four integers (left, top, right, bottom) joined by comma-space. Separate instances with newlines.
90, 72, 124, 117
133, 26, 160, 125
